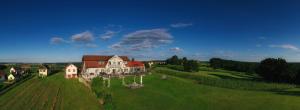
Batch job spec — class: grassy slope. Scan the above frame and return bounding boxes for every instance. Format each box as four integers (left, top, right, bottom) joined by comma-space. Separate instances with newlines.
110, 72, 300, 110
0, 72, 102, 110
198, 67, 258, 80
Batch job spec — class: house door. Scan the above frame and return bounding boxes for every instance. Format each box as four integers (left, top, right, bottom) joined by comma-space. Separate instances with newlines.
113, 69, 116, 74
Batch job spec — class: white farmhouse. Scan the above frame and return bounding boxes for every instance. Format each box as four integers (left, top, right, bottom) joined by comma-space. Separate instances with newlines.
38, 65, 49, 77
65, 64, 78, 79
81, 55, 145, 80
10, 67, 16, 74
7, 74, 15, 81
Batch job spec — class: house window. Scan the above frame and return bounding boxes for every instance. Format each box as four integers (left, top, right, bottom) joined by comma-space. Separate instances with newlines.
68, 69, 70, 72
73, 69, 75, 72
118, 62, 120, 65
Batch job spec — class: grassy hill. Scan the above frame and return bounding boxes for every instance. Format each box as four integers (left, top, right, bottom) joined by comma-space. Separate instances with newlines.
0, 72, 102, 110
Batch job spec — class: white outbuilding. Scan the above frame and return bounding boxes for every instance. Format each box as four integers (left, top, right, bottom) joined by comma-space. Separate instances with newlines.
10, 67, 16, 74
65, 64, 78, 79
7, 74, 15, 81
38, 65, 49, 78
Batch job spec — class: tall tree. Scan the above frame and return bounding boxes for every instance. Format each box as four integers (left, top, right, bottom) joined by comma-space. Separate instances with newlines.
256, 58, 290, 82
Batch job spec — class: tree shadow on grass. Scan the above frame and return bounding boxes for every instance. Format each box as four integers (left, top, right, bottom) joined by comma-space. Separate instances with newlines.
269, 87, 300, 97
275, 90, 300, 96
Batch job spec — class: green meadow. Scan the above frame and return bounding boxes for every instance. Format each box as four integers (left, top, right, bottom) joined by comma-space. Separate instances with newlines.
1, 67, 300, 110
108, 69, 300, 110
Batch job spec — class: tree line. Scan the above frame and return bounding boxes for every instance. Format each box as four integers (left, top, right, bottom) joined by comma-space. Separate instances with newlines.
210, 58, 300, 84
209, 58, 258, 73
165, 55, 199, 72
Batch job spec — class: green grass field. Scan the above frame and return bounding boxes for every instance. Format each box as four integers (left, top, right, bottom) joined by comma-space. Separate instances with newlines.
0, 72, 102, 110
1, 68, 300, 110
108, 68, 300, 110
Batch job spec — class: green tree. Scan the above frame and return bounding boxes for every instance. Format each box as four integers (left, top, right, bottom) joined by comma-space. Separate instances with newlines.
256, 58, 290, 82
166, 55, 180, 65
183, 60, 199, 72
182, 57, 188, 64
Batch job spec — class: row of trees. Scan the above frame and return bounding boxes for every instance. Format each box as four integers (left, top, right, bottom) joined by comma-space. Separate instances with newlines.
166, 55, 199, 72
209, 58, 258, 73
210, 57, 300, 84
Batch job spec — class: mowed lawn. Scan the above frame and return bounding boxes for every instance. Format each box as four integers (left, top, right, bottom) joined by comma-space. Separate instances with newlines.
110, 73, 300, 110
0, 72, 102, 110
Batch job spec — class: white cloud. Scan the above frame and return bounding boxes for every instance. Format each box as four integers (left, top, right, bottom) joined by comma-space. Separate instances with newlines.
50, 37, 69, 44
170, 47, 182, 52
100, 30, 117, 40
110, 43, 122, 49
170, 23, 193, 28
110, 28, 173, 51
71, 31, 94, 43
269, 44, 299, 51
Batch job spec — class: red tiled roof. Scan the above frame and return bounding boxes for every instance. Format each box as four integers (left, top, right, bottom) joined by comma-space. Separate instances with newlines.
82, 55, 129, 61
65, 64, 77, 69
84, 61, 100, 68
126, 61, 144, 67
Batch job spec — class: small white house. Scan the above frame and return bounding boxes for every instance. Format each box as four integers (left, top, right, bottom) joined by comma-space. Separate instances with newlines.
10, 67, 16, 74
39, 65, 49, 78
65, 64, 78, 79
7, 74, 15, 81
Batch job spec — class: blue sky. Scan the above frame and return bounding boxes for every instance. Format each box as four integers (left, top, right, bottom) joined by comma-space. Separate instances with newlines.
1, 0, 300, 63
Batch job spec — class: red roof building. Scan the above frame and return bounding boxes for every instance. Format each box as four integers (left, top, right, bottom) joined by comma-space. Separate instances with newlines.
81, 55, 145, 79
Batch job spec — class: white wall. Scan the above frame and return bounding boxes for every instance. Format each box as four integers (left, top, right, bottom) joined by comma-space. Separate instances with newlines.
39, 69, 48, 76
66, 64, 77, 75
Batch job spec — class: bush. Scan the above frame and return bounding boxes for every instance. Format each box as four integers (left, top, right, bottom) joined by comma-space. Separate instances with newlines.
91, 77, 105, 98
91, 77, 115, 109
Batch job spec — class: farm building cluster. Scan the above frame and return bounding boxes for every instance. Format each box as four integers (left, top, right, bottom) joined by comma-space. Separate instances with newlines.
0, 64, 32, 82
81, 55, 145, 80
1, 55, 147, 88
